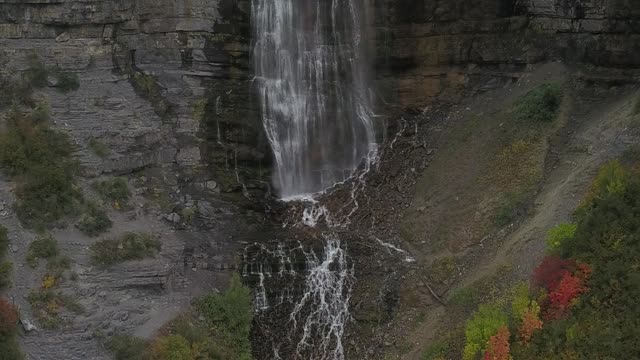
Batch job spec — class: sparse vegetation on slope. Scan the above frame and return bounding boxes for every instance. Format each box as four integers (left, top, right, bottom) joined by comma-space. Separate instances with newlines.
104, 274, 253, 360
90, 232, 160, 266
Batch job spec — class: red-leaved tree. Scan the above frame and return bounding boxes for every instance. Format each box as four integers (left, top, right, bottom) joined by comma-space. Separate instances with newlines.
544, 263, 591, 320
532, 256, 576, 292
0, 297, 18, 336
484, 325, 512, 360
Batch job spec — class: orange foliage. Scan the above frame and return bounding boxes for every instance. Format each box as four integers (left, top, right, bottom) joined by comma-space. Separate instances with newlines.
519, 308, 543, 344
483, 326, 512, 360
0, 297, 18, 336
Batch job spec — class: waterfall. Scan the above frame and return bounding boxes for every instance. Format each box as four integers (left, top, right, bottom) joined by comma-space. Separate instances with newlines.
252, 0, 376, 199
249, 0, 375, 358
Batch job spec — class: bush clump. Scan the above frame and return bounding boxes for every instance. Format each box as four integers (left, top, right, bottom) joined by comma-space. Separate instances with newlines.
75, 202, 112, 237
93, 177, 130, 207
514, 83, 563, 122
55, 72, 80, 93
0, 109, 83, 229
90, 232, 160, 266
24, 53, 48, 88
0, 298, 22, 360
26, 234, 58, 268
195, 274, 253, 359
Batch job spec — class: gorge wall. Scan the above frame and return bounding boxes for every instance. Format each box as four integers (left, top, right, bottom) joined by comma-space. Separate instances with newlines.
1, 0, 636, 184
374, 0, 640, 105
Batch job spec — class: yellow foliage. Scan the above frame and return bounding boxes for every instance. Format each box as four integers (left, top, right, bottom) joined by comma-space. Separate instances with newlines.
42, 275, 56, 289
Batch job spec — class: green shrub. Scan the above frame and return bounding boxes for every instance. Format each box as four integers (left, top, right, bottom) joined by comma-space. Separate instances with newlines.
76, 203, 112, 237
106, 335, 148, 360
24, 53, 48, 88
0, 335, 23, 360
149, 335, 194, 360
462, 304, 508, 360
0, 261, 12, 290
30, 102, 50, 123
195, 274, 253, 359
449, 287, 480, 308
46, 256, 71, 279
26, 234, 58, 268
93, 178, 130, 205
0, 77, 33, 108
131, 72, 171, 117
90, 232, 160, 266
546, 223, 577, 250
422, 340, 448, 360
55, 72, 80, 93
88, 138, 110, 158
514, 83, 563, 122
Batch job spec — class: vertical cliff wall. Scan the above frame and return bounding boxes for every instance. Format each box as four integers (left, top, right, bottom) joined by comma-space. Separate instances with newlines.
373, 0, 640, 106
0, 0, 267, 193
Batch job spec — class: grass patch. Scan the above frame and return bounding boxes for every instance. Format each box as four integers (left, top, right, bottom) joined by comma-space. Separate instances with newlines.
514, 83, 563, 122
93, 177, 130, 207
27, 289, 84, 329
494, 191, 530, 227
449, 287, 480, 309
494, 139, 542, 191
88, 138, 110, 158
76, 202, 112, 237
428, 257, 456, 285
90, 232, 160, 266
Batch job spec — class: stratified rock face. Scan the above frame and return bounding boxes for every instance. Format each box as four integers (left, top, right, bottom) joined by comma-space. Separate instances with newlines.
0, 0, 267, 191
373, 0, 640, 105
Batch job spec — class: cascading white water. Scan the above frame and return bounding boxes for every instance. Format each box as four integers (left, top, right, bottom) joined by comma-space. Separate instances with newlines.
252, 0, 376, 199
289, 237, 352, 360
